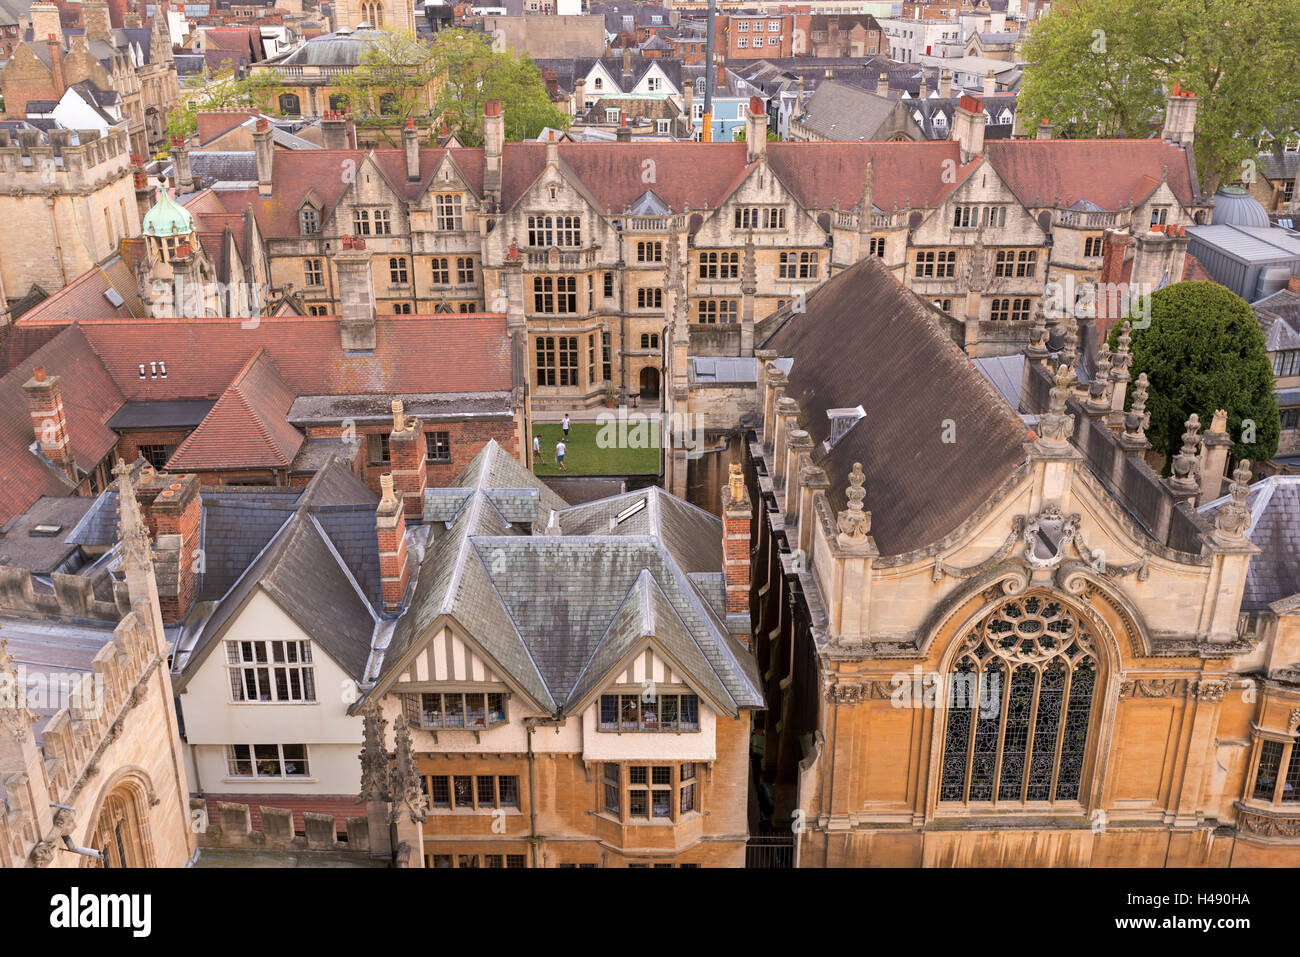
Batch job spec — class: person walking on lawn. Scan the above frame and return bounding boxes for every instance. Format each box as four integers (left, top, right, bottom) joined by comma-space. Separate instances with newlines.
561, 413, 571, 439
556, 439, 567, 471
533, 434, 545, 466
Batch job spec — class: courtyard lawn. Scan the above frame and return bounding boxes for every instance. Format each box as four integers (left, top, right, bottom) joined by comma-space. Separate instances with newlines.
531, 422, 660, 476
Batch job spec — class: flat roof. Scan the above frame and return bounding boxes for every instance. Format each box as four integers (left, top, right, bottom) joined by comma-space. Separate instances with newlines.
106, 400, 216, 430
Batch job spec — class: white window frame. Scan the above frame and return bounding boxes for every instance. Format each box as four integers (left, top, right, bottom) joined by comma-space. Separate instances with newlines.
226, 640, 317, 703
226, 743, 311, 778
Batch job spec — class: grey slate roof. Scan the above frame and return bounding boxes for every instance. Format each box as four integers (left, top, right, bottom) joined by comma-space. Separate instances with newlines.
796, 80, 922, 142
378, 441, 763, 715
759, 255, 1030, 556
1200, 476, 1300, 611
1252, 289, 1300, 352
106, 400, 215, 430
288, 391, 512, 425
0, 496, 96, 575
1257, 150, 1299, 183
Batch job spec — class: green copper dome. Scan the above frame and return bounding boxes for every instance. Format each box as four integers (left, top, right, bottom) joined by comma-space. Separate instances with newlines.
142, 188, 194, 238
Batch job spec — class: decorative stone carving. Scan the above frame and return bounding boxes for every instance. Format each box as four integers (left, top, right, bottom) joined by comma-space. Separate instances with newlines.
1087, 342, 1113, 412
1236, 805, 1300, 839
932, 519, 1024, 582
0, 638, 35, 739
1289, 709, 1300, 732
1119, 678, 1182, 698
836, 462, 871, 542
1035, 364, 1076, 450
1193, 679, 1228, 702
389, 714, 428, 825
1168, 414, 1202, 495
113, 458, 154, 570
726, 462, 745, 507
358, 701, 391, 805
1213, 459, 1253, 543
1023, 505, 1080, 570
30, 841, 55, 867
53, 807, 77, 834
1072, 529, 1151, 581
823, 681, 868, 705
1123, 372, 1151, 445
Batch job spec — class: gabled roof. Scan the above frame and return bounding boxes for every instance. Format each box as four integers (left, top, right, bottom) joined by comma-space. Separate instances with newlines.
376, 441, 762, 715
795, 80, 923, 142
985, 139, 1198, 209
1200, 476, 1300, 611
760, 256, 1029, 556
166, 349, 303, 470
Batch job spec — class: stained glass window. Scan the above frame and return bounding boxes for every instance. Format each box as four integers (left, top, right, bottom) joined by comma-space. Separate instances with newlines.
938, 593, 1099, 806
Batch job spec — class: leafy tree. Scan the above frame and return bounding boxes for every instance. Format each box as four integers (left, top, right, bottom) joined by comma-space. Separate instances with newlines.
426, 29, 568, 145
337, 28, 442, 143
1019, 0, 1300, 189
1106, 281, 1279, 468
164, 68, 284, 148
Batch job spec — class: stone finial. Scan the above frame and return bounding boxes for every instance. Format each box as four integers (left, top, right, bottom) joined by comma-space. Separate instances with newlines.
726, 462, 745, 507
1026, 296, 1049, 360
1209, 408, 1228, 435
1124, 372, 1151, 442
0, 637, 36, 739
114, 457, 153, 570
1036, 363, 1077, 450
1060, 316, 1079, 375
1087, 342, 1113, 411
388, 713, 427, 825
1113, 320, 1133, 373
836, 462, 871, 541
1213, 459, 1253, 542
358, 701, 390, 804
1168, 413, 1202, 492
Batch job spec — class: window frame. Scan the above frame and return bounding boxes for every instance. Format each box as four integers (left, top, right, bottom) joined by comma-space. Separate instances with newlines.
225, 640, 317, 704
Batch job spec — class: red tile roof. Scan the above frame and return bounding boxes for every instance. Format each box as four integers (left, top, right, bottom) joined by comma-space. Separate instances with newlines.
23, 314, 513, 402
767, 141, 972, 211
166, 349, 304, 470
0, 325, 123, 522
16, 256, 143, 324
985, 140, 1198, 210
196, 110, 256, 145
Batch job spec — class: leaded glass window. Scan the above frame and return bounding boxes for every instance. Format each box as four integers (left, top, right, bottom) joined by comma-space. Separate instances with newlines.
939, 593, 1099, 805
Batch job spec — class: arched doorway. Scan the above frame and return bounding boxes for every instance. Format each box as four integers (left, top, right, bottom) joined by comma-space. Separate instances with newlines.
639, 366, 660, 401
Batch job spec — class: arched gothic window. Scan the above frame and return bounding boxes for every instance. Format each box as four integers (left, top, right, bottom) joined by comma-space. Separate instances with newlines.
939, 593, 1098, 805
361, 1, 385, 26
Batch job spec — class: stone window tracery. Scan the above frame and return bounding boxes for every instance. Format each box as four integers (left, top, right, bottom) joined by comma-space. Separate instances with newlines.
939, 593, 1098, 806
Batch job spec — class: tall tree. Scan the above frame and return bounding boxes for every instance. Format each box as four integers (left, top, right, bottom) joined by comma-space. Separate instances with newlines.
337, 28, 442, 144
164, 68, 283, 148
1018, 0, 1300, 189
1107, 281, 1279, 468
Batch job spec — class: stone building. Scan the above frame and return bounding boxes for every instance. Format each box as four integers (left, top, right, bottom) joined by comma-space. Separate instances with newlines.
1, 1, 179, 158
0, 459, 195, 868
148, 93, 1207, 433
737, 254, 1300, 867
0, 125, 138, 323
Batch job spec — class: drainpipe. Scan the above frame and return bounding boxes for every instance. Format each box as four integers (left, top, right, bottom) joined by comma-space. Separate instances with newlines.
525, 719, 539, 867
616, 221, 627, 404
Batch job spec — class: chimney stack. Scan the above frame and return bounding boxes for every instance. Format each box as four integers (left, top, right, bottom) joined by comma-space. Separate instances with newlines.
144, 472, 203, 624
322, 110, 350, 150
83, 1, 113, 42
1197, 409, 1234, 504
1161, 82, 1197, 151
939, 69, 952, 98
622, 46, 632, 78
24, 367, 77, 482
721, 463, 752, 647
483, 99, 504, 205
983, 69, 996, 96
952, 95, 985, 162
170, 135, 193, 193
876, 72, 889, 97
46, 34, 65, 98
376, 473, 410, 614
403, 117, 420, 182
1036, 119, 1054, 140
334, 235, 376, 351
745, 96, 766, 163
387, 399, 428, 521
29, 3, 60, 43
253, 118, 273, 196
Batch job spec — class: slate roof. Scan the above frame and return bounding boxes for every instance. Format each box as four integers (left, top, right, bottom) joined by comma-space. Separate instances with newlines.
379, 441, 762, 716
1200, 477, 1300, 611
1252, 289, 1300, 352
1257, 150, 1299, 183
795, 80, 922, 142
174, 457, 382, 685
759, 255, 1030, 556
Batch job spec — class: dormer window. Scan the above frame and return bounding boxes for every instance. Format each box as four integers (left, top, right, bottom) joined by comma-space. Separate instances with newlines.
299, 206, 319, 235
826, 406, 865, 449
592, 76, 602, 90
402, 691, 508, 730
599, 692, 700, 731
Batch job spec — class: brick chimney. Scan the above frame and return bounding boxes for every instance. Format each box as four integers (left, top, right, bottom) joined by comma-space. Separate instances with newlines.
938, 69, 952, 98
721, 463, 752, 646
23, 367, 76, 482
1036, 119, 1054, 140
253, 117, 273, 197
321, 110, 350, 150
376, 473, 409, 614
146, 473, 202, 624
46, 34, 66, 98
83, 1, 113, 42
403, 117, 420, 182
483, 99, 504, 205
334, 234, 375, 351
387, 399, 427, 520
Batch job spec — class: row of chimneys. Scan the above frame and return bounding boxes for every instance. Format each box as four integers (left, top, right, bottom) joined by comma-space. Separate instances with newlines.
23, 364, 426, 621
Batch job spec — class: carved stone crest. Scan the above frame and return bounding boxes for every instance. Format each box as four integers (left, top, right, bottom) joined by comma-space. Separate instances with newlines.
1119, 679, 1181, 699
824, 681, 867, 705
1023, 505, 1080, 570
